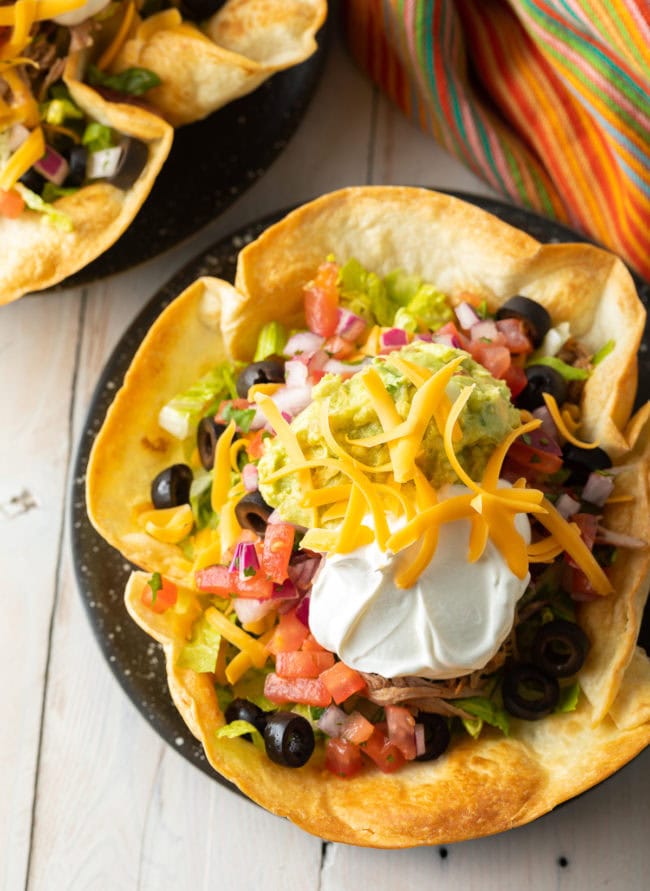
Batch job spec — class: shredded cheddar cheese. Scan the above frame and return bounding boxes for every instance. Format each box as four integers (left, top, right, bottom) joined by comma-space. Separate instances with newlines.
543, 392, 600, 449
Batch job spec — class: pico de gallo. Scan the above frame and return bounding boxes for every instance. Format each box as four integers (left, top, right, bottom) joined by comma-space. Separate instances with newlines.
134, 257, 641, 777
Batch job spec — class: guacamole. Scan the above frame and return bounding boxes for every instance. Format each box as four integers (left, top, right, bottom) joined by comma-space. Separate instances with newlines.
257, 343, 521, 527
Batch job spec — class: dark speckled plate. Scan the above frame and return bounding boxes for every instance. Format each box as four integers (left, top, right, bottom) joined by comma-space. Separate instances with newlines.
51, 18, 329, 290
71, 193, 650, 790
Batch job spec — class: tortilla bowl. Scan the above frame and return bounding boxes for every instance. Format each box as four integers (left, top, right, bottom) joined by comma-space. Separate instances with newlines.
108, 0, 327, 127
0, 56, 173, 307
86, 187, 650, 846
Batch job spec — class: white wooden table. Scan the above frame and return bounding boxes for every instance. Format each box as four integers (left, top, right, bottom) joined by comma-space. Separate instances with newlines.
2, 19, 649, 891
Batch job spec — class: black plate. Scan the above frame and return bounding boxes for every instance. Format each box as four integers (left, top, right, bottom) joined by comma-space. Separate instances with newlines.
53, 20, 329, 290
71, 193, 650, 788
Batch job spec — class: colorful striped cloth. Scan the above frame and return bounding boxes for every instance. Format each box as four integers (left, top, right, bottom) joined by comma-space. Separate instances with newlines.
344, 0, 650, 281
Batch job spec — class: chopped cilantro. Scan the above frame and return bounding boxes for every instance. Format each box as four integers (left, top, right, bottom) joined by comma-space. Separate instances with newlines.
148, 572, 162, 604
222, 403, 256, 433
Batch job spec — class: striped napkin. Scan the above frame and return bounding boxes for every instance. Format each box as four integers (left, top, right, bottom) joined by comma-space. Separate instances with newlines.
345, 1, 650, 281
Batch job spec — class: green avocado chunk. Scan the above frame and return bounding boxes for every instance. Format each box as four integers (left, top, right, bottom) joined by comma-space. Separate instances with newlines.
257, 343, 521, 527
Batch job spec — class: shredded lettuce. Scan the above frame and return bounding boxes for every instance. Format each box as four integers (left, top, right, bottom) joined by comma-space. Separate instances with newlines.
254, 321, 287, 360
556, 681, 581, 713
86, 64, 162, 96
215, 720, 265, 751
530, 355, 590, 381
158, 362, 238, 440
14, 183, 74, 231
338, 259, 452, 332
189, 472, 217, 531
82, 122, 115, 153
40, 97, 84, 126
457, 696, 510, 736
592, 339, 615, 366
176, 611, 222, 673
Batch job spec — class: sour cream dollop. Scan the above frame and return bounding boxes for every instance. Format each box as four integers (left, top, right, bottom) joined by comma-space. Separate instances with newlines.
309, 487, 531, 680
53, 0, 111, 26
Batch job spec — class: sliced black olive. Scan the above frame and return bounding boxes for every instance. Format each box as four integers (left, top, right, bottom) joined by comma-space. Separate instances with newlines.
496, 296, 551, 347
225, 698, 268, 735
151, 463, 193, 509
234, 490, 274, 535
236, 358, 286, 399
516, 364, 568, 411
19, 167, 46, 193
502, 663, 559, 720
264, 712, 315, 767
415, 713, 450, 762
105, 137, 149, 190
64, 145, 88, 188
532, 620, 590, 678
562, 443, 612, 486
179, 0, 228, 20
197, 416, 230, 471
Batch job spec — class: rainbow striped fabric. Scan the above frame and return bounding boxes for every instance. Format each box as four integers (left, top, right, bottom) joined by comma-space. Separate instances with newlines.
344, 0, 650, 281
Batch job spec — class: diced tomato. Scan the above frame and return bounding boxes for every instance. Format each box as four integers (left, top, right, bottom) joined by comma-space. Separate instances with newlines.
507, 440, 563, 475
246, 429, 267, 460
301, 633, 327, 652
141, 574, 178, 613
385, 705, 417, 760
325, 738, 364, 778
360, 724, 406, 774
304, 262, 340, 337
0, 188, 25, 218
275, 650, 335, 678
323, 335, 354, 358
195, 564, 273, 599
502, 362, 528, 398
266, 607, 310, 654
562, 564, 601, 601
195, 564, 236, 597
340, 711, 374, 745
262, 522, 295, 584
469, 340, 511, 379
264, 672, 332, 707
495, 317, 534, 355
319, 661, 367, 704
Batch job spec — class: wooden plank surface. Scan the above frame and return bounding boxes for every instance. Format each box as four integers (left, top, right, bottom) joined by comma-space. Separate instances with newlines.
1, 16, 649, 891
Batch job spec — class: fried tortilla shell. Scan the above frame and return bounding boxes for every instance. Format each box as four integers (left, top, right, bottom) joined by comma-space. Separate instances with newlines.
108, 0, 327, 127
0, 56, 172, 306
124, 569, 650, 848
86, 187, 650, 844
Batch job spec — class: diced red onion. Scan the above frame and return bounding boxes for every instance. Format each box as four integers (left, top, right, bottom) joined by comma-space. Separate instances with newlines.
335, 307, 367, 342
556, 493, 581, 519
455, 301, 481, 331
595, 526, 646, 549
264, 384, 312, 424
8, 123, 29, 152
380, 328, 409, 352
284, 331, 324, 356
284, 359, 309, 387
233, 597, 276, 624
317, 704, 347, 738
86, 145, 122, 180
241, 463, 258, 492
414, 723, 426, 757
228, 541, 259, 579
287, 551, 322, 591
433, 332, 461, 349
294, 595, 310, 627
322, 357, 369, 377
307, 349, 330, 376
532, 406, 559, 440
35, 145, 69, 185
414, 332, 434, 342
582, 472, 615, 507
470, 319, 501, 343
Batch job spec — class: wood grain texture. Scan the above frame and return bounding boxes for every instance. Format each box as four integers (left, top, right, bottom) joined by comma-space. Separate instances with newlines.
2, 13, 649, 891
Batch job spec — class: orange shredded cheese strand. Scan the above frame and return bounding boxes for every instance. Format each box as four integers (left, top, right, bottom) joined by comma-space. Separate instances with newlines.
481, 418, 543, 490
0, 0, 85, 26
0, 124, 43, 190
543, 393, 600, 449
319, 399, 392, 473
303, 484, 352, 507
336, 484, 368, 553
211, 420, 237, 512
140, 504, 193, 544
97, 0, 136, 70
387, 494, 476, 552
205, 608, 269, 669
395, 468, 439, 588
